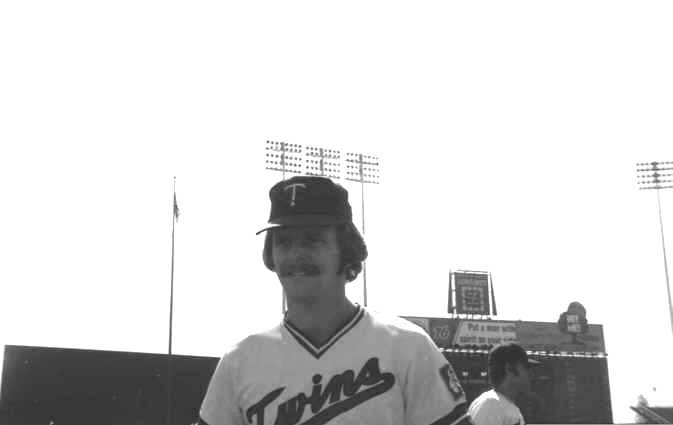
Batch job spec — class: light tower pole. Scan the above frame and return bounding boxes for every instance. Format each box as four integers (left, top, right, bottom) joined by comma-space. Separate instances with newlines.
637, 160, 673, 336
346, 152, 380, 307
265, 141, 303, 313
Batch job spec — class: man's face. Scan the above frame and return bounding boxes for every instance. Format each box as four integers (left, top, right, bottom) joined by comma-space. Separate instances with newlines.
271, 225, 343, 300
511, 361, 533, 394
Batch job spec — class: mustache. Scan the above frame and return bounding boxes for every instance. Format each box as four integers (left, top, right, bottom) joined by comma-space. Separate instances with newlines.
277, 260, 321, 277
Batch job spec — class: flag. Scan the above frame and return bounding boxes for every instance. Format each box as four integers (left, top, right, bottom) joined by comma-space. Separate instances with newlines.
173, 192, 180, 222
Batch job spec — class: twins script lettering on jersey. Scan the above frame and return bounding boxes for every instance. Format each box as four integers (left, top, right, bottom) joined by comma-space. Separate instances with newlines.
246, 357, 395, 425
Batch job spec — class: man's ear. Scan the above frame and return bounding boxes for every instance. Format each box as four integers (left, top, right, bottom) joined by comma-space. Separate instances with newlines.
506, 363, 520, 377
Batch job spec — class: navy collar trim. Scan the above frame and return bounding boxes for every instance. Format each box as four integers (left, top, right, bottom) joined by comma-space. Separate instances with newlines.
283, 305, 364, 359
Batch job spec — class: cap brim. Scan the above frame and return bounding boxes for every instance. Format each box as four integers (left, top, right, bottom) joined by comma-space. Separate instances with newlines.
255, 224, 283, 235
255, 215, 349, 235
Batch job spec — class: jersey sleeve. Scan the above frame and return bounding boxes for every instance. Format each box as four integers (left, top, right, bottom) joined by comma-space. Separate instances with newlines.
468, 398, 510, 425
403, 332, 471, 425
199, 353, 244, 425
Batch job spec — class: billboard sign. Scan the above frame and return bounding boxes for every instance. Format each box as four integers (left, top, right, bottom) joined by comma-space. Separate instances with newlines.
401, 317, 605, 353
452, 321, 518, 346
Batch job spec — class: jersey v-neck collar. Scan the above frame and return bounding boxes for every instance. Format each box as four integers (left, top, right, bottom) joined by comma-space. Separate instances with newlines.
283, 304, 365, 359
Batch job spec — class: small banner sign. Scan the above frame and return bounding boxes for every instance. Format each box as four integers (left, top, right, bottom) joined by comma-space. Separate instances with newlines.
402, 317, 606, 353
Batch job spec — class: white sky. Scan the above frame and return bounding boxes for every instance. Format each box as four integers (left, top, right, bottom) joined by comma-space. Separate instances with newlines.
1, 1, 673, 422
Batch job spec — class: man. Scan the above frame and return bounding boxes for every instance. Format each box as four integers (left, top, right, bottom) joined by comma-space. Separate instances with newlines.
468, 343, 540, 425
198, 176, 471, 425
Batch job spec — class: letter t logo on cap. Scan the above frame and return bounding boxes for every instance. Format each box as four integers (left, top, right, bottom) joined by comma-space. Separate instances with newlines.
283, 183, 306, 207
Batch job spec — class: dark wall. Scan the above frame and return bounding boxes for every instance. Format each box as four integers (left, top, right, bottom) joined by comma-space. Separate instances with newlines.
1, 346, 612, 425
1, 345, 218, 425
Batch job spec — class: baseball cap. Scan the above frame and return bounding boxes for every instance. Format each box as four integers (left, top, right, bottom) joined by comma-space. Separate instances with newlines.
488, 343, 541, 368
256, 176, 353, 235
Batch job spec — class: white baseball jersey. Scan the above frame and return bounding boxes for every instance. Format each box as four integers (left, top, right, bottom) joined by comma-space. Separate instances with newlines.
468, 390, 525, 425
199, 305, 470, 425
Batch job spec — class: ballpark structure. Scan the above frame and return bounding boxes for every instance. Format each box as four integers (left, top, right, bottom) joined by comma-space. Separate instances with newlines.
400, 316, 612, 424
1, 314, 611, 425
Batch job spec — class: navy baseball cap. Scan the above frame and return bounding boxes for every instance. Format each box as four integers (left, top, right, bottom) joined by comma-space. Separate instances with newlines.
488, 343, 541, 368
256, 176, 353, 235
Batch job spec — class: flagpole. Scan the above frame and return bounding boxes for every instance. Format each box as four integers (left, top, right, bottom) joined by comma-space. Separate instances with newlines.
489, 273, 497, 316
448, 270, 453, 315
167, 176, 178, 425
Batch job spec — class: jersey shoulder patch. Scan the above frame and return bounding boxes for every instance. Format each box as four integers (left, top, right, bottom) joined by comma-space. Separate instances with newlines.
439, 363, 465, 400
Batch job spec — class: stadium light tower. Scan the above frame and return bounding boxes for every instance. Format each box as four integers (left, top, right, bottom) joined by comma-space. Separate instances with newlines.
265, 140, 303, 180
346, 152, 380, 307
637, 160, 673, 336
265, 141, 304, 313
305, 145, 341, 180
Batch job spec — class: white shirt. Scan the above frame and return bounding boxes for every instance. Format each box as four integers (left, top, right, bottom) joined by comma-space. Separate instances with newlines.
199, 305, 471, 425
468, 389, 525, 425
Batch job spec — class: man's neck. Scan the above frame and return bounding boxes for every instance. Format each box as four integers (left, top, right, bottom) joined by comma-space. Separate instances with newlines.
285, 296, 358, 347
494, 384, 519, 405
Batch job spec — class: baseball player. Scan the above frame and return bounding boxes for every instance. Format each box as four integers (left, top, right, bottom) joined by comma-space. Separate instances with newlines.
468, 343, 540, 425
198, 176, 471, 425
